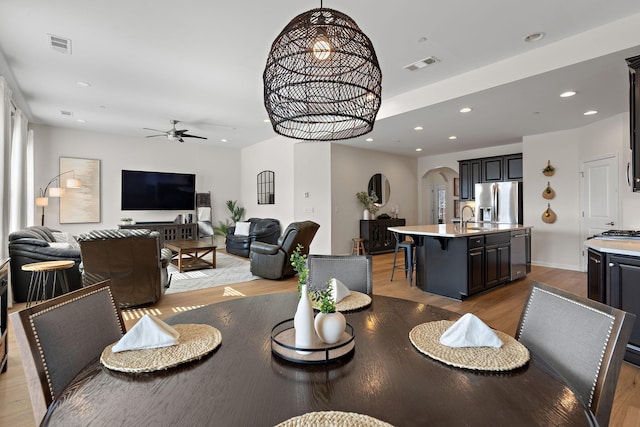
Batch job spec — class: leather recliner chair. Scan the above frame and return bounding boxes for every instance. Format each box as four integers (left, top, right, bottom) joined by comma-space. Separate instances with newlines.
250, 221, 320, 280
8, 226, 83, 303
76, 229, 172, 308
225, 218, 281, 258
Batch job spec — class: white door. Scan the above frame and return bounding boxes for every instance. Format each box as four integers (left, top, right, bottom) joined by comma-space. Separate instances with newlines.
580, 154, 619, 269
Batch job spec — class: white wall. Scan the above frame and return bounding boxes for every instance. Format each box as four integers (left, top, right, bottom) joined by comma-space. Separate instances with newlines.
31, 124, 241, 236
331, 144, 418, 254
523, 129, 581, 270
240, 136, 295, 229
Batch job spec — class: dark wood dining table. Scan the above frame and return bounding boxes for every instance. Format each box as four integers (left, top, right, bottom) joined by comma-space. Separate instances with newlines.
42, 293, 597, 426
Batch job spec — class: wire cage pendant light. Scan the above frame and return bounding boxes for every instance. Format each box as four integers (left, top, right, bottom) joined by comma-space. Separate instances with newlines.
263, 4, 382, 141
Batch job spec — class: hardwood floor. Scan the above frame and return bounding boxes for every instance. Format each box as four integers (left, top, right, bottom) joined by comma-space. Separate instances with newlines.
2, 252, 639, 426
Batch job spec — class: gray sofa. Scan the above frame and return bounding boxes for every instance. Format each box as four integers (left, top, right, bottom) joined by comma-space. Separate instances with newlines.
8, 226, 83, 303
226, 218, 281, 258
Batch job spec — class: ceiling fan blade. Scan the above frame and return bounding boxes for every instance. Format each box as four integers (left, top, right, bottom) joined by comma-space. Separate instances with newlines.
143, 127, 168, 133
145, 134, 166, 138
176, 129, 189, 133
182, 134, 207, 140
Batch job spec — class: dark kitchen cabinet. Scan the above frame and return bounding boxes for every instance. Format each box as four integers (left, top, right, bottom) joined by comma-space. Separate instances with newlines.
458, 159, 481, 201
485, 233, 511, 288
504, 154, 523, 181
587, 248, 605, 302
587, 249, 640, 366
482, 157, 503, 182
468, 236, 485, 295
607, 253, 640, 366
360, 218, 405, 254
458, 154, 522, 200
627, 55, 640, 192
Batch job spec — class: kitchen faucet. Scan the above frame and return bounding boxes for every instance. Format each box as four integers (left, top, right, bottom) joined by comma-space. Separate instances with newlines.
461, 205, 475, 228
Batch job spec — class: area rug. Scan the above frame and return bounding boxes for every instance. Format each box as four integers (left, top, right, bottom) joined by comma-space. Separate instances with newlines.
165, 252, 260, 294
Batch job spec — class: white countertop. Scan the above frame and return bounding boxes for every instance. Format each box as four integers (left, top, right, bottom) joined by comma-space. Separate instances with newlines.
388, 223, 531, 238
584, 238, 640, 257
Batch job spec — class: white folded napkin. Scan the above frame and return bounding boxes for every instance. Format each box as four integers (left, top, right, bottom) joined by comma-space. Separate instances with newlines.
329, 278, 351, 303
439, 313, 503, 348
112, 314, 180, 353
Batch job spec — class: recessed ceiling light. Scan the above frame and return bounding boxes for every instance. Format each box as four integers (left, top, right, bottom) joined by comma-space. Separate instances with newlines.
560, 91, 576, 98
76, 81, 91, 87
365, 138, 373, 142
221, 139, 228, 142
416, 148, 423, 152
524, 32, 545, 43
459, 107, 472, 113
263, 119, 270, 123
448, 136, 457, 140
414, 126, 423, 131
584, 110, 598, 116
76, 119, 86, 123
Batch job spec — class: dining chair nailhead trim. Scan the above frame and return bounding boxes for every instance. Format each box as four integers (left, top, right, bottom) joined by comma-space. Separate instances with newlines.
518, 286, 615, 407
27, 286, 123, 400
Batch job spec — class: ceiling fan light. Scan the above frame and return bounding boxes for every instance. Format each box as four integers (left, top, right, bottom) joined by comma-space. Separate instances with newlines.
263, 7, 382, 141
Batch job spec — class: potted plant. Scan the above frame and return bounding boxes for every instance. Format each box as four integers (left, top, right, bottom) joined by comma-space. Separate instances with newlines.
542, 160, 555, 176
356, 191, 380, 219
119, 217, 134, 225
290, 244, 315, 352
312, 285, 346, 344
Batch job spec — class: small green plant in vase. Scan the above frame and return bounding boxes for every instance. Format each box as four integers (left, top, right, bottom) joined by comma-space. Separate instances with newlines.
290, 244, 308, 297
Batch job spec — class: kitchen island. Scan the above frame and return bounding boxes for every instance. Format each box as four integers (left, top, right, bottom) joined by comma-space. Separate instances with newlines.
389, 224, 531, 300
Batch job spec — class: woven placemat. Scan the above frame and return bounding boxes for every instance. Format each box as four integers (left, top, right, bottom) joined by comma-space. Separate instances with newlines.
335, 291, 372, 312
101, 324, 222, 373
275, 411, 393, 427
409, 320, 529, 371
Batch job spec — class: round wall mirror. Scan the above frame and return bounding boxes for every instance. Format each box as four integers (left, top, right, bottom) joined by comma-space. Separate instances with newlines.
368, 173, 390, 207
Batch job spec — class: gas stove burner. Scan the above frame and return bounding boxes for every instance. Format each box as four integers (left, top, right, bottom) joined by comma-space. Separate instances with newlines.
595, 230, 640, 239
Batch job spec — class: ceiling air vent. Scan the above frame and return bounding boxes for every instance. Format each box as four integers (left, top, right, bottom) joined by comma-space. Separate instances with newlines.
48, 34, 72, 54
403, 56, 440, 71
60, 110, 74, 117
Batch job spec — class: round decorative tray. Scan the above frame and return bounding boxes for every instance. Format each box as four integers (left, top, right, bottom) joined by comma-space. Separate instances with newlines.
271, 319, 355, 364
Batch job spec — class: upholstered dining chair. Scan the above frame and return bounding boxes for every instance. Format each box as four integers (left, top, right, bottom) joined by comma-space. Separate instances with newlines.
516, 281, 635, 427
307, 254, 373, 295
10, 281, 125, 424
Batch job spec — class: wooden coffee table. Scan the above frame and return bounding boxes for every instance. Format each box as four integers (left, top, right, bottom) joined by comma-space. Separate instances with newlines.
164, 238, 217, 273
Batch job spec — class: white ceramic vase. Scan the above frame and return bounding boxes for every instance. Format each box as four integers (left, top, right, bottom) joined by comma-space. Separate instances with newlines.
314, 311, 346, 344
363, 209, 370, 220
294, 284, 315, 353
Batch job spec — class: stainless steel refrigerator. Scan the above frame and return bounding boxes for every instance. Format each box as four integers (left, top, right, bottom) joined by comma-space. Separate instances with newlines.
474, 182, 523, 224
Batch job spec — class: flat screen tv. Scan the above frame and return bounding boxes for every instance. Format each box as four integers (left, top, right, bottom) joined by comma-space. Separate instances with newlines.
121, 170, 195, 211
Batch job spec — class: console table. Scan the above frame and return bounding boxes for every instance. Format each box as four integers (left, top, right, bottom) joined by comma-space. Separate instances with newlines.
119, 222, 197, 245
360, 218, 405, 254
0, 258, 8, 373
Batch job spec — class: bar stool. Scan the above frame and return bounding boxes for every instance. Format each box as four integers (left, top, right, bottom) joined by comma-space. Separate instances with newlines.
21, 260, 75, 307
390, 232, 415, 286
351, 238, 366, 255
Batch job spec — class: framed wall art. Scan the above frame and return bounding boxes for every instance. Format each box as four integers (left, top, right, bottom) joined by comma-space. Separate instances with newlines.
59, 157, 101, 223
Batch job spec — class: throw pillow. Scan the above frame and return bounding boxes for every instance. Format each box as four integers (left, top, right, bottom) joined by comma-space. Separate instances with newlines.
198, 221, 214, 237
49, 242, 71, 249
52, 231, 81, 250
234, 221, 251, 236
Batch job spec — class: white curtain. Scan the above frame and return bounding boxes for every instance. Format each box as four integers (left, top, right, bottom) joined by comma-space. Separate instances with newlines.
0, 76, 11, 260
9, 109, 29, 232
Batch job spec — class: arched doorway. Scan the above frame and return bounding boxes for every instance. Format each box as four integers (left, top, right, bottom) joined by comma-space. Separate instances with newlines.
421, 167, 458, 224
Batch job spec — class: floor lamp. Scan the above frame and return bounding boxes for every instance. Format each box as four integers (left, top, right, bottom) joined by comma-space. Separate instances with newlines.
36, 170, 81, 226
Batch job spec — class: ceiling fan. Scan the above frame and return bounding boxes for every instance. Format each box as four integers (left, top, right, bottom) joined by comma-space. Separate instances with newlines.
144, 120, 207, 142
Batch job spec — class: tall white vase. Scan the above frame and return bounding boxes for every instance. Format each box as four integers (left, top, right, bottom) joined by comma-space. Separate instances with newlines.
363, 209, 370, 220
294, 284, 315, 353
